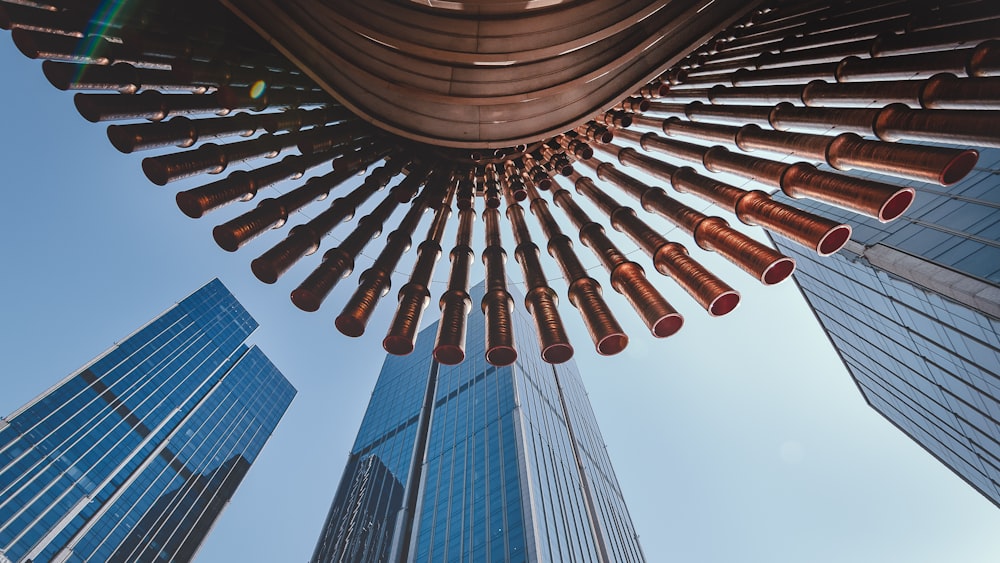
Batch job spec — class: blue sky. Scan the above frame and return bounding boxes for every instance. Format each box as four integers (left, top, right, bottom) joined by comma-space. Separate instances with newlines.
1, 45, 999, 562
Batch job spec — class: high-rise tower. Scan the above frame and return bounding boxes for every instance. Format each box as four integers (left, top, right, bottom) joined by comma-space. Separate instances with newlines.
312, 282, 644, 563
0, 279, 296, 563
769, 148, 1000, 507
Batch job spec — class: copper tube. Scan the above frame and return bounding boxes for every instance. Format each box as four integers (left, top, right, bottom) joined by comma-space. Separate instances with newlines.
871, 20, 1000, 57
568, 169, 740, 315
73, 87, 329, 123
291, 162, 430, 313
524, 181, 627, 355
645, 102, 689, 118
522, 153, 552, 190
661, 117, 738, 145
575, 122, 614, 144
636, 133, 707, 166
824, 132, 978, 185
296, 121, 373, 155
251, 159, 405, 283
557, 134, 594, 160
637, 82, 667, 99
260, 105, 352, 134
617, 97, 650, 113
702, 144, 914, 222
503, 160, 528, 202
504, 175, 573, 364
733, 123, 831, 160
384, 177, 456, 356
801, 79, 924, 108
835, 49, 974, 82
755, 39, 872, 69
596, 110, 632, 128
176, 149, 338, 218
481, 201, 517, 366
779, 162, 915, 223
686, 101, 773, 127
769, 102, 881, 135
592, 160, 794, 285
873, 102, 1000, 147
106, 113, 258, 154
141, 130, 303, 185
213, 153, 378, 254
732, 188, 853, 256
921, 74, 1000, 110
708, 84, 803, 105
337, 167, 450, 338
731, 62, 840, 86
433, 181, 476, 365
608, 144, 851, 255
909, 5, 1000, 34
539, 144, 573, 176
656, 89, 712, 103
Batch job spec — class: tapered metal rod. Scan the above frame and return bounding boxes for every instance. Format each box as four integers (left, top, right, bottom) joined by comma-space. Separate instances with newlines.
251, 158, 406, 283
212, 145, 390, 253
656, 116, 979, 185
175, 148, 344, 219
73, 86, 329, 123
384, 176, 457, 356
433, 173, 476, 365
336, 166, 451, 338
503, 172, 573, 364
630, 128, 916, 222
291, 162, 431, 312
546, 175, 682, 337
588, 157, 795, 285
603, 141, 851, 257
481, 165, 517, 366
141, 129, 305, 185
566, 169, 740, 316
523, 181, 627, 356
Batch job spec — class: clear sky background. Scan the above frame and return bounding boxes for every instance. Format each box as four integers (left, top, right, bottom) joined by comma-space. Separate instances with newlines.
2, 44, 999, 563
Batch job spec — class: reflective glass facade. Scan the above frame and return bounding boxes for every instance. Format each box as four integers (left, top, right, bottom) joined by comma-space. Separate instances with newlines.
312, 282, 644, 563
769, 148, 1000, 507
0, 279, 295, 563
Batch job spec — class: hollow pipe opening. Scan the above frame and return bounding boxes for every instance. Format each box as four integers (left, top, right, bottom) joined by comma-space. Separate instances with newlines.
486, 346, 517, 367
383, 335, 414, 356
878, 188, 915, 222
652, 313, 684, 338
761, 257, 796, 285
335, 315, 365, 338
290, 288, 324, 312
940, 149, 979, 185
596, 333, 628, 356
816, 224, 853, 256
541, 342, 574, 364
708, 290, 741, 317
434, 344, 465, 365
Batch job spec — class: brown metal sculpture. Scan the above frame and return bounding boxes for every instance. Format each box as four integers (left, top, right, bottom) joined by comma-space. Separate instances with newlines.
6, 0, 1000, 363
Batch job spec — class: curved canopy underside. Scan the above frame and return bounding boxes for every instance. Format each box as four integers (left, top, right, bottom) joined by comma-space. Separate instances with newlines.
220, 0, 752, 149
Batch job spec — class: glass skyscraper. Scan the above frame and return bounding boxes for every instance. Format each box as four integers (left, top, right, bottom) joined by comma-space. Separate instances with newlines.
0, 279, 295, 563
312, 282, 645, 563
769, 149, 1000, 507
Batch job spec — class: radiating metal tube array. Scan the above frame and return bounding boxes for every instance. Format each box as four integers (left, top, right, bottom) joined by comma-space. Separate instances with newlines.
6, 0, 1000, 364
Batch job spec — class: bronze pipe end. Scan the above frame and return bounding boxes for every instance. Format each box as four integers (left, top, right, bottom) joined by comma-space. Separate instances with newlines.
568, 278, 628, 355
251, 228, 319, 284
434, 290, 472, 365
290, 248, 352, 312
612, 262, 683, 338
735, 191, 852, 256
655, 243, 741, 316
780, 163, 915, 222
383, 284, 430, 355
